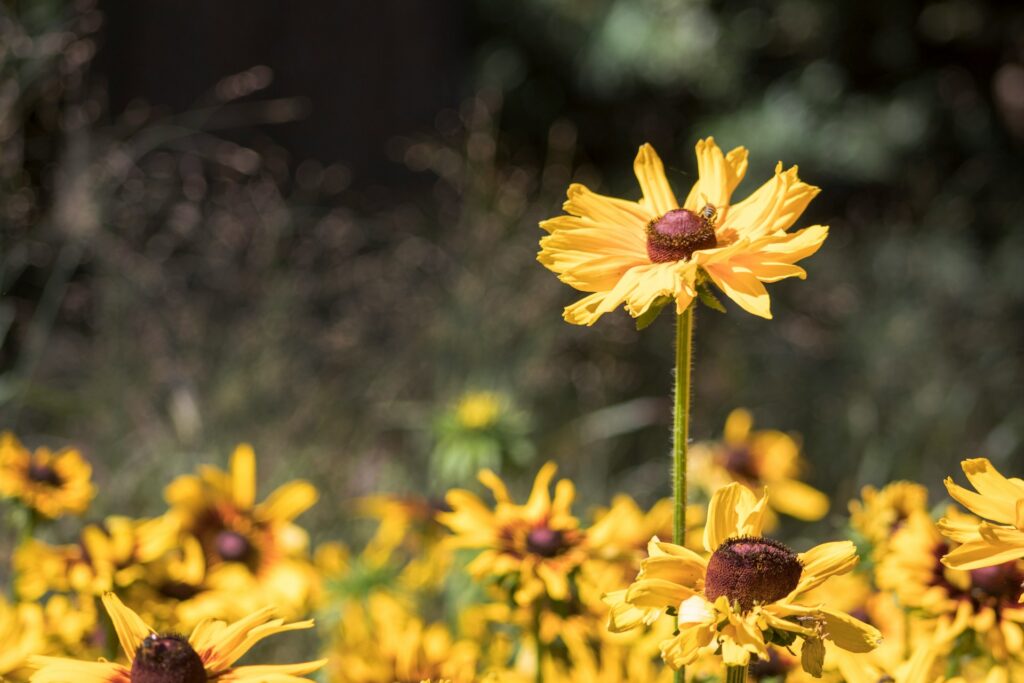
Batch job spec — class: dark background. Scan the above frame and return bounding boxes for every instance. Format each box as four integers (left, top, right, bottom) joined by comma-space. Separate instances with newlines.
2, 0, 1024, 541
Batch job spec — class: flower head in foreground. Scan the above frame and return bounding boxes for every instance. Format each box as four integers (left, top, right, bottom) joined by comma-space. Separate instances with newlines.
938, 458, 1024, 574
439, 462, 586, 605
0, 432, 95, 518
30, 592, 325, 683
538, 139, 828, 324
690, 408, 829, 523
613, 483, 879, 674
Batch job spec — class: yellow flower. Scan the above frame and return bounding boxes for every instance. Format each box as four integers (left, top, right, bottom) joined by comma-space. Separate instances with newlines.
356, 494, 453, 591
456, 392, 504, 430
938, 458, 1024, 572
538, 138, 828, 324
439, 462, 587, 605
849, 481, 929, 554
326, 593, 479, 683
877, 508, 1024, 662
614, 483, 879, 672
29, 592, 324, 683
0, 598, 45, 680
690, 409, 829, 523
164, 444, 319, 616
0, 433, 95, 518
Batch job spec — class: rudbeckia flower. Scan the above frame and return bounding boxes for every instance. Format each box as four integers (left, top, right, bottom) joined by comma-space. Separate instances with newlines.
29, 592, 324, 683
439, 462, 587, 605
538, 139, 828, 324
0, 432, 95, 519
938, 458, 1024, 573
613, 483, 879, 674
164, 444, 319, 616
690, 409, 829, 524
849, 481, 929, 557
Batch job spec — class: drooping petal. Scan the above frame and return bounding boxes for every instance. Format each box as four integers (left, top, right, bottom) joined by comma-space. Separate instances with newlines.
634, 144, 678, 216
818, 607, 882, 653
703, 263, 772, 319
625, 578, 699, 608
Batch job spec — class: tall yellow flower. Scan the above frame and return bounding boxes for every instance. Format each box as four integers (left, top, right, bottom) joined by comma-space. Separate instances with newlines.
29, 592, 324, 683
439, 462, 586, 605
938, 458, 1024, 572
538, 139, 828, 324
613, 483, 879, 673
690, 409, 829, 523
0, 432, 95, 518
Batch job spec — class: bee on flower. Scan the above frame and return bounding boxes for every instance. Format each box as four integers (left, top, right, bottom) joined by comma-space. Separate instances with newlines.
29, 592, 325, 683
538, 138, 828, 324
0, 432, 95, 519
611, 483, 879, 675
690, 409, 829, 524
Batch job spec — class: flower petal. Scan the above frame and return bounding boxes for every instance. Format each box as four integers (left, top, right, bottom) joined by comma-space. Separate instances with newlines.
101, 592, 154, 661
634, 144, 678, 216
683, 138, 747, 213
703, 483, 767, 551
703, 263, 772, 319
792, 541, 859, 596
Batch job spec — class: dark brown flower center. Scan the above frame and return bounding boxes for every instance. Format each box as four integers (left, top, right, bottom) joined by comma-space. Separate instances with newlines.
721, 446, 760, 482
969, 562, 1024, 602
131, 634, 206, 683
646, 206, 718, 263
704, 536, 802, 612
215, 530, 251, 562
526, 525, 566, 558
27, 462, 63, 487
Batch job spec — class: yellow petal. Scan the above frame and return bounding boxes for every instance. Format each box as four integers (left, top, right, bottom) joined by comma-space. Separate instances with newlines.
28, 656, 127, 683
722, 408, 753, 445
524, 462, 557, 520
704, 483, 767, 551
819, 608, 881, 653
704, 263, 772, 318
940, 531, 1024, 570
769, 478, 830, 521
230, 444, 257, 510
256, 481, 318, 522
634, 144, 678, 216
793, 541, 859, 595
560, 182, 655, 226
101, 592, 154, 661
625, 578, 698, 609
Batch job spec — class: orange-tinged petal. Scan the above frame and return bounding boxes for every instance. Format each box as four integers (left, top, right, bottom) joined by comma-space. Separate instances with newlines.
704, 263, 772, 319
634, 144, 678, 216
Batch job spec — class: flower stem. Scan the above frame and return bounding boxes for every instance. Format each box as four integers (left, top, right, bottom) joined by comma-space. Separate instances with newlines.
533, 608, 544, 683
726, 664, 748, 683
672, 304, 694, 683
672, 304, 693, 546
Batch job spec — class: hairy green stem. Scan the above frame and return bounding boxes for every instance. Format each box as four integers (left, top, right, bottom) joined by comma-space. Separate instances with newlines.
726, 664, 748, 683
672, 304, 694, 683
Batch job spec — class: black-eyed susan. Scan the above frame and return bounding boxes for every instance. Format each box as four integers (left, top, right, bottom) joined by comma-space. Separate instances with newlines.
538, 139, 828, 324
613, 483, 879, 674
877, 508, 1024, 663
29, 592, 325, 683
938, 458, 1024, 572
356, 494, 452, 590
439, 462, 587, 606
849, 481, 929, 556
0, 432, 95, 519
690, 409, 829, 524
164, 444, 319, 616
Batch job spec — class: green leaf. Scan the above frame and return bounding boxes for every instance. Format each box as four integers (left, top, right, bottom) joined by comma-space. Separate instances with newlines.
635, 295, 673, 330
696, 282, 727, 313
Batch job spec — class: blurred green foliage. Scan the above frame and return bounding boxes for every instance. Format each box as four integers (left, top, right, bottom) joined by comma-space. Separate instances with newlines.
1, 0, 1023, 555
